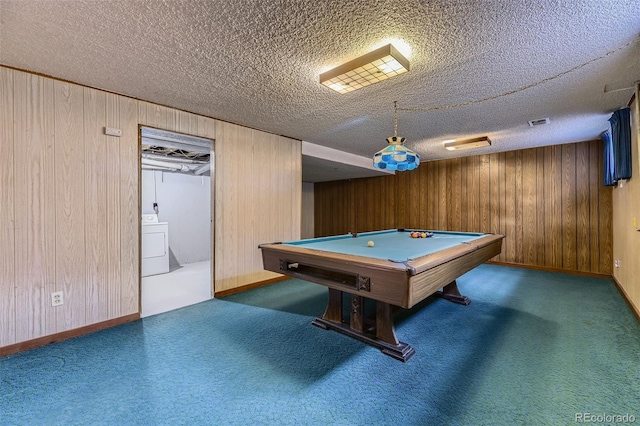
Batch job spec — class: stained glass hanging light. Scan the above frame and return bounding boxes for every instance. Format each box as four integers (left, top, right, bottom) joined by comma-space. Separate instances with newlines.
373, 101, 420, 171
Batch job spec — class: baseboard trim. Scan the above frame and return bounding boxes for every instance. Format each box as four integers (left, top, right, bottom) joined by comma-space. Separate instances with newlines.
611, 275, 640, 323
215, 276, 290, 298
487, 261, 613, 279
0, 313, 140, 357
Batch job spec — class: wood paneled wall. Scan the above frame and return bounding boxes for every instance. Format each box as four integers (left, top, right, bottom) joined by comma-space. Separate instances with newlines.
315, 140, 612, 275
301, 182, 315, 239
0, 66, 301, 349
214, 121, 301, 292
0, 70, 139, 347
612, 95, 640, 315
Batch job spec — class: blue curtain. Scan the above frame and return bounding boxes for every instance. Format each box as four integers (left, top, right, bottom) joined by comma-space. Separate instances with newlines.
609, 107, 632, 181
602, 130, 616, 186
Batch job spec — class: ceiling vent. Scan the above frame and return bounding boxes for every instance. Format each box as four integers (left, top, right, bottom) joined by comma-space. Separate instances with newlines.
528, 118, 550, 127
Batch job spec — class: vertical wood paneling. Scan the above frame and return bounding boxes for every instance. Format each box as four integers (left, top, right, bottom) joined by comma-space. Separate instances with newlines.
369, 178, 381, 230
253, 130, 268, 278
105, 93, 122, 318
467, 156, 480, 233
522, 149, 537, 265
14, 73, 56, 341
437, 160, 447, 229
13, 72, 34, 340
119, 97, 139, 315
448, 159, 462, 231
611, 95, 639, 312
0, 68, 16, 346
215, 121, 238, 287
315, 140, 612, 275
325, 182, 334, 235
54, 80, 86, 330
418, 165, 427, 228
84, 88, 109, 324
545, 146, 563, 268
166, 108, 177, 131
460, 158, 469, 232
408, 169, 421, 228
41, 78, 56, 337
598, 150, 613, 274
588, 141, 601, 273
361, 179, 374, 231
489, 153, 501, 261
478, 155, 490, 233
498, 152, 507, 262
370, 178, 380, 230
514, 151, 523, 263
395, 172, 407, 229
144, 103, 163, 128
177, 110, 192, 135
215, 121, 301, 292
426, 162, 437, 229
536, 148, 546, 267
562, 144, 577, 270
351, 180, 359, 231
504, 151, 516, 262
382, 175, 395, 230
576, 142, 591, 271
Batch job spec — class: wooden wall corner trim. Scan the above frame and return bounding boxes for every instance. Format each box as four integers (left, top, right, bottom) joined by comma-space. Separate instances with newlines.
215, 276, 290, 298
0, 313, 140, 357
611, 275, 640, 323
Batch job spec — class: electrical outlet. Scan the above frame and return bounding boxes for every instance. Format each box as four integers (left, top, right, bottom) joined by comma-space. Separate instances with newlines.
51, 291, 63, 307
614, 259, 620, 268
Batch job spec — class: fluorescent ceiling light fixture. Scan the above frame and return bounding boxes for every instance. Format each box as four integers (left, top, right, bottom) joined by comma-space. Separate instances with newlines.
444, 136, 492, 151
320, 44, 410, 94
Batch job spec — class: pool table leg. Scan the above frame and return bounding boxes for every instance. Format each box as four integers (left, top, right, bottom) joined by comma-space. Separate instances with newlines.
321, 288, 343, 323
376, 301, 398, 344
351, 295, 364, 332
312, 288, 416, 362
438, 281, 471, 305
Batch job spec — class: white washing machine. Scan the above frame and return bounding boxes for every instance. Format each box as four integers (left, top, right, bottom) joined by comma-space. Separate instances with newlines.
142, 214, 170, 277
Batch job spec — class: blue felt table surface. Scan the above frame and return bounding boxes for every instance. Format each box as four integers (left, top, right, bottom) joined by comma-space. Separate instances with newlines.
283, 229, 487, 262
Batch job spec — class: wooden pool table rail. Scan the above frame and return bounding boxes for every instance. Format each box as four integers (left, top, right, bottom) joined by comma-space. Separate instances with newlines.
259, 234, 503, 309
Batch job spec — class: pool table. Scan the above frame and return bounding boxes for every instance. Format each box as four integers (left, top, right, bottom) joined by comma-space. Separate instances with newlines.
259, 229, 503, 361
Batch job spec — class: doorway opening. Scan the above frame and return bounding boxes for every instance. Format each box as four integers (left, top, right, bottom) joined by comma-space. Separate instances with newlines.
139, 126, 214, 317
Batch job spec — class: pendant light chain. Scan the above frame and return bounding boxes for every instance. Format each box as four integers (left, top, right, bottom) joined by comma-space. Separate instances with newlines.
393, 101, 398, 138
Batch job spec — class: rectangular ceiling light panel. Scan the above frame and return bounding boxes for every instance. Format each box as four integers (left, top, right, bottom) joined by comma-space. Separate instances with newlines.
444, 136, 492, 151
320, 44, 410, 94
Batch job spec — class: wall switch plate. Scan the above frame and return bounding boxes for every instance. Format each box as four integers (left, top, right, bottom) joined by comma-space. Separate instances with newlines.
104, 127, 122, 137
51, 291, 63, 307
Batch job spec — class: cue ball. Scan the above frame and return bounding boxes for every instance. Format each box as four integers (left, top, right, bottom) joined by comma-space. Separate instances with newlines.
367, 240, 374, 247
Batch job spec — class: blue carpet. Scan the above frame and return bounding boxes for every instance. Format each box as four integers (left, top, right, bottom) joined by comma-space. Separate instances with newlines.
1, 265, 639, 425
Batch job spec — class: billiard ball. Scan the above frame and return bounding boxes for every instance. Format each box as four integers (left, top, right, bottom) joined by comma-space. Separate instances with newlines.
421, 232, 427, 238
367, 240, 375, 247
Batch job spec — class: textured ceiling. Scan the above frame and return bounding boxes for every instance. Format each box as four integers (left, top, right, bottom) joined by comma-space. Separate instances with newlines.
1, 0, 639, 182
